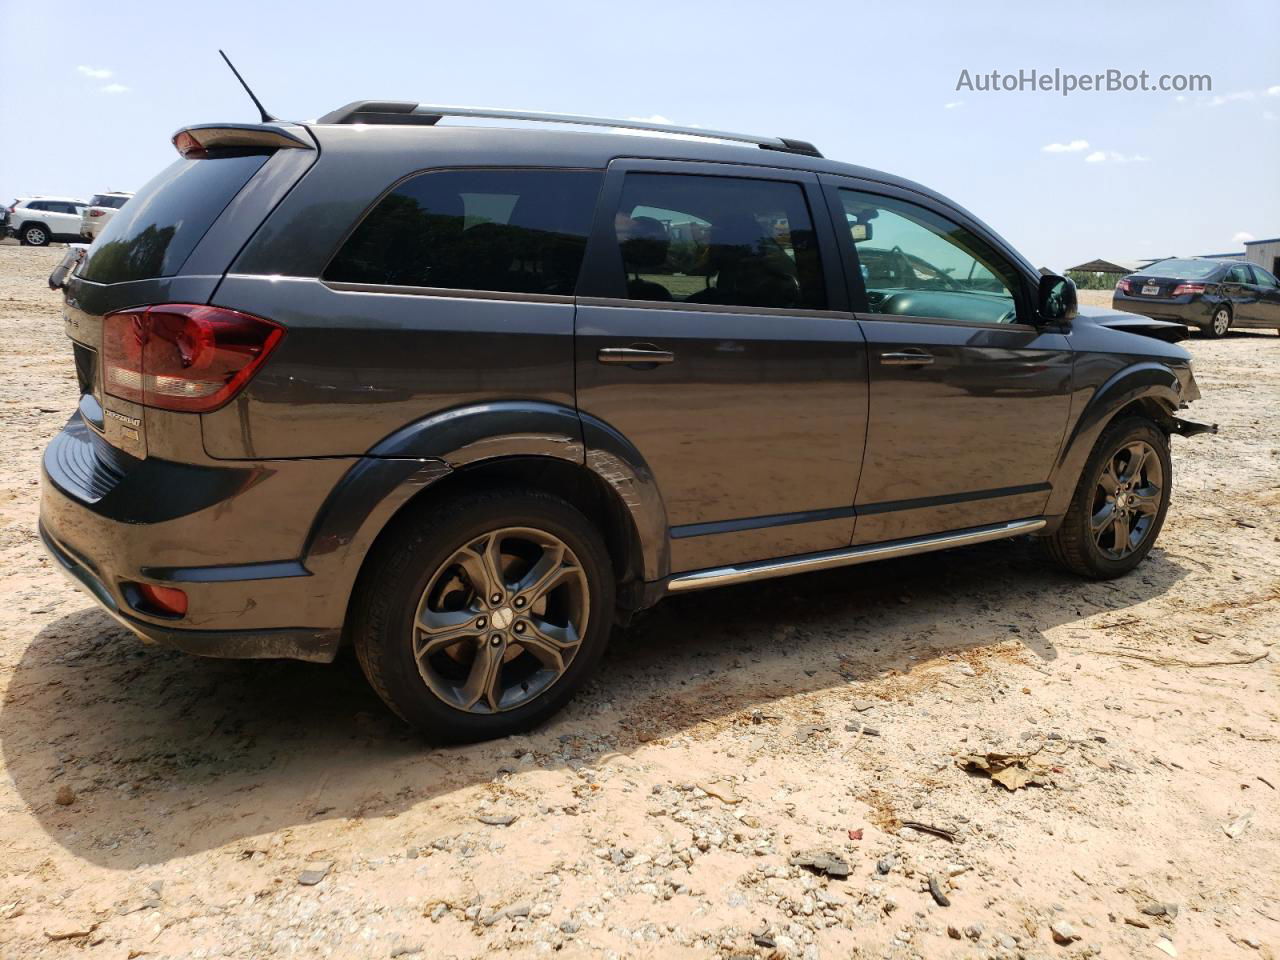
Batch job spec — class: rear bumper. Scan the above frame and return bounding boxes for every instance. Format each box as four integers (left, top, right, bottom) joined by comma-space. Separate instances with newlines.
40, 522, 340, 661
39, 412, 354, 662
1111, 294, 1215, 327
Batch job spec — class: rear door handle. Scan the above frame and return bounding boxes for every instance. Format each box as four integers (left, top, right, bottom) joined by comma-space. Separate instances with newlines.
879, 350, 934, 366
598, 346, 675, 366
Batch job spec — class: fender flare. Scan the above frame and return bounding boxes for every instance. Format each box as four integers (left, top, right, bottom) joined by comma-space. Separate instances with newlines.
301, 401, 670, 615
1044, 362, 1181, 517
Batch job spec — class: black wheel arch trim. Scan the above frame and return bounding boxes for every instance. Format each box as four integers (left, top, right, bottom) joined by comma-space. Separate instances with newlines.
1044, 361, 1182, 518
301, 400, 671, 602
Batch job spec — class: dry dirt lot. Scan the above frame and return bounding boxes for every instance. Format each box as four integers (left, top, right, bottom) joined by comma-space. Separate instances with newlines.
0, 245, 1276, 960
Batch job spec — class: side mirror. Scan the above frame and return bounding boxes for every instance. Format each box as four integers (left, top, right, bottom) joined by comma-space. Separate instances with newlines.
1038, 274, 1077, 324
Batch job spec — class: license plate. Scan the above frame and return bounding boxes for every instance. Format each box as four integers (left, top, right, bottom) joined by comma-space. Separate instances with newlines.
1142, 284, 1161, 296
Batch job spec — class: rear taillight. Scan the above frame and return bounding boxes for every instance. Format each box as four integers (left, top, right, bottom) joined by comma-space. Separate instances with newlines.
102, 304, 284, 412
1171, 282, 1206, 297
128, 582, 189, 617
1115, 279, 1131, 295
89, 209, 105, 217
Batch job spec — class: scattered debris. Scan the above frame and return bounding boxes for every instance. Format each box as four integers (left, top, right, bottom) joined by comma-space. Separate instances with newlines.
927, 874, 950, 907
899, 821, 959, 843
789, 849, 852, 879
697, 779, 741, 804
957, 750, 1048, 790
476, 813, 519, 826
793, 724, 829, 743
847, 828, 863, 841
1154, 935, 1178, 957
1050, 919, 1079, 944
298, 861, 333, 886
1223, 809, 1254, 839
1142, 902, 1179, 919
843, 721, 881, 736
44, 922, 99, 941
1098, 650, 1268, 669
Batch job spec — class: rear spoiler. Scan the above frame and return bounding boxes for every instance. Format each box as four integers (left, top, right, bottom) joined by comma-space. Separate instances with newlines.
171, 123, 313, 158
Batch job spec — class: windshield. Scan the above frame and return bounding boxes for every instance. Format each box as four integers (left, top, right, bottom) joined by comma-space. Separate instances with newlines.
91, 194, 130, 208
1142, 259, 1222, 279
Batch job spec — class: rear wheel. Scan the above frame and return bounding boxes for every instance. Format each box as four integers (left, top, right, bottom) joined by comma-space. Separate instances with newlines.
20, 223, 49, 246
1204, 305, 1231, 338
350, 487, 614, 742
1041, 417, 1171, 578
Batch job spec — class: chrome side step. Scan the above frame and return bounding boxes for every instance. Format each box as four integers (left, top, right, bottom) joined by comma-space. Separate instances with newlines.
665, 518, 1047, 593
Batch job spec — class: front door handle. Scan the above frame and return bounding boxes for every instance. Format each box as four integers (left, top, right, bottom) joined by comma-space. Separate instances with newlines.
879, 350, 934, 366
598, 346, 675, 366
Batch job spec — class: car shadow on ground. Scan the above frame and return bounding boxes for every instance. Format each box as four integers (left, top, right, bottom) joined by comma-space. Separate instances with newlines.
1, 536, 1185, 869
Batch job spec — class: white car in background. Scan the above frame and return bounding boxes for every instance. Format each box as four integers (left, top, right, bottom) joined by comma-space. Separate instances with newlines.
5, 196, 90, 246
79, 191, 134, 240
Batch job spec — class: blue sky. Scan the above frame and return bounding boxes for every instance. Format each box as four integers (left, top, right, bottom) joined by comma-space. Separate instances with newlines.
2, 0, 1276, 269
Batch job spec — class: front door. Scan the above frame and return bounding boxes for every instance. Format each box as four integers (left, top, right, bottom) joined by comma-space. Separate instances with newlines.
1246, 264, 1280, 327
575, 161, 868, 573
823, 179, 1073, 543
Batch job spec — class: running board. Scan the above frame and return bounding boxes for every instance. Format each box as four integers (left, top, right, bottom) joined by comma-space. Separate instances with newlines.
665, 518, 1047, 593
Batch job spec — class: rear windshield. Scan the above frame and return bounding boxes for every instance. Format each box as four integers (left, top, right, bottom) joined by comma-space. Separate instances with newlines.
91, 194, 130, 208
1142, 258, 1221, 279
80, 155, 268, 284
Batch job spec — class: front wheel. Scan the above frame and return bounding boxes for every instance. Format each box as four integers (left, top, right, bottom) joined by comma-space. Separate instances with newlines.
350, 487, 615, 742
1041, 417, 1172, 578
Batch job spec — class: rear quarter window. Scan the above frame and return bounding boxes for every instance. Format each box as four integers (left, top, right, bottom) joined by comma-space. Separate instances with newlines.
80, 155, 269, 284
324, 169, 602, 296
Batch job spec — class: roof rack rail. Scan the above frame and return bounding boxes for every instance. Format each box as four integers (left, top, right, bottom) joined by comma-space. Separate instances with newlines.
314, 101, 822, 158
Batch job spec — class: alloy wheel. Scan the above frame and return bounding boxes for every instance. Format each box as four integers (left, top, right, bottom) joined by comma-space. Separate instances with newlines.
412, 526, 589, 714
25, 227, 47, 245
1212, 308, 1230, 336
1091, 440, 1163, 560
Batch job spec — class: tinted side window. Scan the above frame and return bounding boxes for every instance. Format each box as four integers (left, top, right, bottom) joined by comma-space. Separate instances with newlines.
840, 189, 1020, 325
27, 201, 48, 211
612, 173, 826, 310
1226, 264, 1250, 283
81, 155, 269, 284
1253, 266, 1279, 288
325, 169, 602, 295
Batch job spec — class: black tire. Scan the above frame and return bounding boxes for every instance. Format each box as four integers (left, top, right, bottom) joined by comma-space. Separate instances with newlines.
20, 223, 50, 247
350, 487, 615, 742
1041, 417, 1172, 579
1203, 305, 1231, 338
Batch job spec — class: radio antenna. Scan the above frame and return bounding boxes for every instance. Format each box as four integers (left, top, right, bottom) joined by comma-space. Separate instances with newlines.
219, 50, 278, 123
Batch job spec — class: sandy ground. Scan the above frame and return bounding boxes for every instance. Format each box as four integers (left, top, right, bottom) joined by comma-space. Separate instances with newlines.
0, 245, 1277, 960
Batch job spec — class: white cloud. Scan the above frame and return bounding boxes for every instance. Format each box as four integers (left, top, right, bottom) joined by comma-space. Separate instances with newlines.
76, 65, 112, 79
1233, 231, 1256, 244
944, 101, 963, 109
1042, 139, 1089, 153
1085, 150, 1147, 164
1209, 90, 1257, 107
1268, 85, 1280, 97
99, 83, 129, 95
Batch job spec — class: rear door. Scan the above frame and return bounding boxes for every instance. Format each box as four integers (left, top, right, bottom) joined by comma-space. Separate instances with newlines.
1223, 262, 1259, 322
821, 176, 1072, 543
575, 160, 868, 573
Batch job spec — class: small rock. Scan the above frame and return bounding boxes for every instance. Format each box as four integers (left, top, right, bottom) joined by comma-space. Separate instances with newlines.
789, 849, 851, 879
1154, 936, 1177, 957
963, 922, 984, 941
477, 813, 518, 827
531, 903, 552, 918
876, 856, 893, 875
390, 947, 423, 958
947, 924, 962, 940
54, 785, 75, 806
1050, 920, 1078, 945
297, 861, 333, 886
957, 664, 976, 677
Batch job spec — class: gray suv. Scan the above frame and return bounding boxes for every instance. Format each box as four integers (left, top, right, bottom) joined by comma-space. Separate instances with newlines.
41, 103, 1213, 741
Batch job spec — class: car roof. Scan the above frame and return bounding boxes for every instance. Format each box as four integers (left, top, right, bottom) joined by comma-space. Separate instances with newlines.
306, 121, 974, 219
93, 191, 134, 197
19, 195, 90, 203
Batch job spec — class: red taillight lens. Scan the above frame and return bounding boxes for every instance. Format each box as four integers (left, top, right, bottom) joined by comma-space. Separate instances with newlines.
172, 130, 208, 159
1115, 279, 1131, 295
89, 209, 105, 217
1171, 282, 1206, 297
103, 304, 284, 412
132, 583, 188, 617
